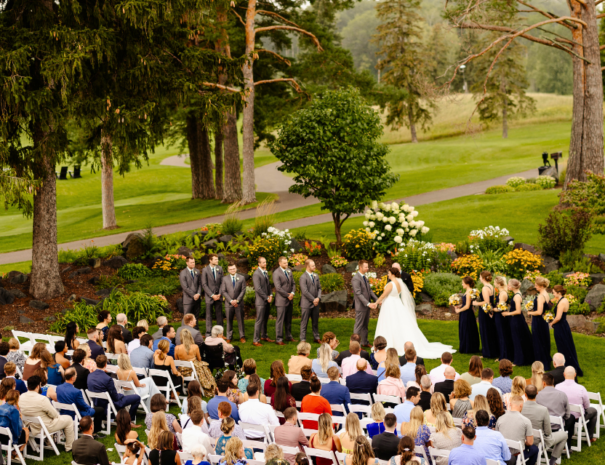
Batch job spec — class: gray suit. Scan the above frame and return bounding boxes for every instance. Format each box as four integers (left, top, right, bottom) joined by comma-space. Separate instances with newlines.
179, 267, 203, 324
220, 273, 246, 340
274, 267, 296, 343
300, 272, 322, 342
175, 319, 206, 346
351, 272, 378, 346
201, 265, 224, 336
252, 267, 272, 343
522, 400, 568, 459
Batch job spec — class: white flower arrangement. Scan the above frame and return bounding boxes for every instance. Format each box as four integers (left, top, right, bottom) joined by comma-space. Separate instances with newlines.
469, 226, 510, 240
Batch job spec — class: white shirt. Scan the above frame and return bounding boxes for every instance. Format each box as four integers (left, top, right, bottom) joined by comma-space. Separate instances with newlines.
429, 364, 460, 385
238, 399, 279, 438
127, 339, 140, 355
471, 381, 502, 401
182, 425, 212, 454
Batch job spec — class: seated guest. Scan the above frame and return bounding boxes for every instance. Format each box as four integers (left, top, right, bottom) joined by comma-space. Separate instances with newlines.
318, 332, 340, 361
522, 385, 567, 465
345, 359, 378, 397
450, 379, 472, 418
377, 364, 406, 399
399, 341, 425, 368
57, 367, 104, 434
289, 342, 313, 375
377, 348, 400, 382
71, 416, 110, 465
205, 325, 241, 367
400, 348, 417, 386
208, 379, 240, 423
96, 311, 112, 342
447, 426, 486, 465
0, 390, 29, 452
292, 365, 313, 402
271, 376, 297, 423
239, 383, 279, 439
0, 376, 16, 404
64, 322, 82, 351
215, 416, 252, 458
153, 339, 185, 396
181, 381, 208, 419
502, 376, 527, 410
429, 352, 459, 385
152, 325, 176, 358
536, 373, 575, 447
122, 439, 147, 465
526, 361, 545, 393
313, 343, 340, 379
341, 342, 372, 378
71, 349, 90, 390
389, 436, 422, 465
470, 368, 501, 401
186, 444, 210, 465
4, 362, 26, 394
146, 396, 182, 440
21, 375, 74, 451
274, 407, 309, 465
405, 365, 427, 391
207, 402, 246, 439
241, 374, 268, 403
180, 396, 203, 429
116, 313, 133, 345
492, 359, 513, 394
486, 388, 506, 422
418, 375, 432, 411
127, 326, 147, 355
42, 348, 64, 385
107, 325, 127, 355
131, 334, 155, 369
265, 444, 289, 465
430, 412, 462, 465
321, 366, 351, 415
118, 353, 161, 412
175, 314, 206, 346
78, 343, 98, 373
218, 436, 249, 465
393, 386, 420, 423
434, 366, 456, 403
424, 392, 452, 427
463, 395, 496, 429
6, 338, 26, 373
181, 409, 212, 454
265, 360, 291, 398
149, 431, 178, 465
88, 355, 141, 427
86, 327, 105, 360
23, 342, 45, 381
401, 406, 431, 460
367, 402, 386, 438
219, 370, 245, 405
556, 366, 598, 443
340, 413, 364, 454
115, 409, 138, 445
461, 356, 483, 386
308, 413, 341, 464
238, 359, 265, 394
548, 353, 566, 386
496, 396, 539, 465
301, 375, 332, 429
369, 336, 387, 370
473, 410, 510, 464
343, 436, 375, 465
371, 413, 400, 460
0, 342, 9, 379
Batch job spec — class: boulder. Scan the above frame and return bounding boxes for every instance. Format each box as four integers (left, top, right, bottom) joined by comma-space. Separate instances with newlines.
419, 292, 432, 302
599, 253, 605, 263
322, 264, 337, 275
29, 300, 49, 310
585, 284, 605, 312
88, 276, 101, 285
589, 274, 605, 285
540, 166, 559, 179
290, 239, 303, 253
7, 271, 27, 285
122, 232, 143, 250
219, 235, 234, 245
345, 261, 359, 273
68, 267, 92, 279
125, 235, 147, 259
88, 258, 102, 269
566, 315, 600, 334
104, 256, 128, 269
202, 239, 218, 251
520, 279, 535, 295
444, 312, 452, 318
177, 246, 193, 258
320, 290, 348, 313
514, 243, 538, 254
541, 255, 561, 274
81, 297, 100, 306
6, 289, 26, 299
95, 288, 117, 297
44, 316, 56, 322
61, 266, 72, 275
237, 257, 249, 268
66, 294, 77, 303
19, 316, 34, 324
416, 303, 432, 315
0, 288, 16, 305
217, 253, 226, 261
176, 298, 184, 314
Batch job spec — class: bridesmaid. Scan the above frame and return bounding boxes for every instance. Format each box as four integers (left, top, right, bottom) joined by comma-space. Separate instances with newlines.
493, 277, 514, 362
472, 271, 500, 359
502, 279, 534, 366
454, 276, 481, 354
551, 285, 583, 377
527, 277, 552, 370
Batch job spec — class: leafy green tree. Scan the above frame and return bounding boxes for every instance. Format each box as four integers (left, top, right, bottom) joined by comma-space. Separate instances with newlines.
340, 9, 380, 77
270, 88, 398, 242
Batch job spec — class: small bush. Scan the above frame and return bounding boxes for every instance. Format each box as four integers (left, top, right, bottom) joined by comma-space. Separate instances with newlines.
125, 276, 181, 296
423, 273, 462, 307
536, 176, 556, 189
525, 177, 537, 184
342, 229, 375, 261
252, 199, 276, 237
559, 168, 566, 186
538, 208, 593, 259
451, 254, 485, 280
564, 272, 592, 287
506, 177, 526, 188
393, 240, 436, 273
476, 249, 508, 274
97, 290, 171, 324
486, 185, 514, 194
117, 263, 153, 280
304, 241, 322, 257
246, 236, 284, 270
49, 301, 98, 333
152, 254, 188, 276
468, 226, 511, 253
515, 184, 542, 192
455, 239, 471, 255
503, 249, 543, 280
544, 271, 565, 287
568, 295, 590, 315
373, 254, 386, 268
288, 253, 308, 268
95, 275, 126, 289
566, 285, 588, 303
319, 273, 346, 293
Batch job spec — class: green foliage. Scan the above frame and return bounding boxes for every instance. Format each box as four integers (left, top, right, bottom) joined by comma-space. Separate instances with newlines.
152, 255, 188, 277
253, 199, 277, 238
393, 240, 436, 273
468, 226, 511, 253
373, 254, 386, 268
244, 286, 256, 308
97, 290, 171, 325
246, 236, 284, 270
58, 243, 123, 264
455, 239, 471, 255
560, 172, 605, 234
476, 249, 507, 274
342, 229, 375, 260
568, 301, 591, 315
49, 301, 99, 334
319, 274, 346, 293
566, 285, 588, 303
95, 275, 126, 289
560, 251, 601, 274
506, 177, 526, 188
434, 250, 454, 273
515, 183, 542, 192
304, 241, 322, 257
559, 168, 567, 187
535, 176, 556, 189
538, 209, 593, 259
485, 185, 514, 194
222, 205, 244, 236
423, 273, 462, 307
118, 263, 153, 280
326, 243, 342, 260
270, 89, 398, 242
125, 276, 181, 296
544, 271, 565, 287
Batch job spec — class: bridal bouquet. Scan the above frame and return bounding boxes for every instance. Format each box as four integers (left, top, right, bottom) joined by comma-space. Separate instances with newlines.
482, 303, 493, 313
524, 300, 534, 312
497, 303, 509, 312
470, 289, 481, 300
449, 294, 461, 306
544, 312, 554, 322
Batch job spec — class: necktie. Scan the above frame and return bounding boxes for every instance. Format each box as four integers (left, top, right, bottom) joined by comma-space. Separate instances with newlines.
263, 271, 268, 280
311, 274, 315, 285
284, 269, 289, 281
232, 276, 236, 286
364, 275, 369, 288
190, 269, 194, 279
212, 267, 216, 280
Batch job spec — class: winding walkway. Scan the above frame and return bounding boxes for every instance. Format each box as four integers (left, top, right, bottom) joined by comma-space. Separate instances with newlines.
0, 157, 537, 266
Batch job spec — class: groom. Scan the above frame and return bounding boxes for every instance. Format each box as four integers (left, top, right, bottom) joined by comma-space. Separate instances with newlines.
351, 260, 378, 348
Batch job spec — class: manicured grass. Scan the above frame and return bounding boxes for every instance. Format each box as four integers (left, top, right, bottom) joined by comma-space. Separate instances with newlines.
0, 261, 31, 276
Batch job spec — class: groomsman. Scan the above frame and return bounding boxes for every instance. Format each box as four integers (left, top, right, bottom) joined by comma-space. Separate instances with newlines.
220, 263, 246, 343
201, 254, 224, 337
252, 257, 274, 347
274, 256, 297, 346
300, 259, 322, 343
179, 257, 202, 327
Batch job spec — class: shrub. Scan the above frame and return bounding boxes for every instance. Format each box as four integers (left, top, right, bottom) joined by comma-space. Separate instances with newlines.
560, 251, 601, 273
567, 294, 590, 315
221, 204, 244, 236
468, 226, 511, 253
369, 275, 388, 296
485, 185, 514, 194
523, 270, 542, 283
325, 244, 342, 260
117, 263, 153, 280
434, 251, 454, 273
503, 249, 543, 280
476, 249, 508, 274
97, 289, 171, 324
373, 254, 386, 268
538, 208, 593, 259
125, 276, 181, 296
566, 285, 588, 303
455, 239, 471, 255
564, 272, 592, 287
559, 168, 566, 186
247, 236, 283, 270
536, 176, 556, 189
95, 275, 126, 289
252, 198, 277, 237
423, 273, 462, 307
319, 273, 346, 293
304, 241, 322, 257
330, 256, 348, 268
515, 184, 542, 192
288, 253, 308, 267
152, 255, 188, 276
244, 286, 256, 307
506, 177, 526, 188
411, 271, 426, 299
392, 240, 436, 273
544, 271, 565, 287
342, 229, 375, 260
436, 243, 456, 253
49, 301, 98, 333
525, 177, 537, 184
451, 254, 484, 280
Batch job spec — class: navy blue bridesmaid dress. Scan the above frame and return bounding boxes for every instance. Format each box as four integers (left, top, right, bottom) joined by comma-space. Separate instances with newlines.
553, 298, 584, 377
531, 294, 552, 370
509, 292, 534, 366
478, 285, 500, 359
459, 294, 481, 354
493, 293, 514, 361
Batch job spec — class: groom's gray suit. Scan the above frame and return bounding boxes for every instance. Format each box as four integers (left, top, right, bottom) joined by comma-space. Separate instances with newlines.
351, 272, 378, 346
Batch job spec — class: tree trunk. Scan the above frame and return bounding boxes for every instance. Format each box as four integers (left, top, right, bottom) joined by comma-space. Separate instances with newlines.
565, 0, 604, 187
502, 95, 508, 139
199, 126, 216, 199
214, 131, 224, 200
241, 0, 258, 204
333, 214, 342, 243
223, 111, 243, 203
187, 114, 203, 199
29, 126, 64, 300
408, 104, 418, 143
100, 130, 117, 229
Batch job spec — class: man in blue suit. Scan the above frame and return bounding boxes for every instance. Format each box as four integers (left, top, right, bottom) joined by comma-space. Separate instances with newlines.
87, 355, 141, 423
86, 328, 105, 360
345, 358, 378, 403
57, 367, 105, 435
321, 367, 351, 416
4, 362, 26, 394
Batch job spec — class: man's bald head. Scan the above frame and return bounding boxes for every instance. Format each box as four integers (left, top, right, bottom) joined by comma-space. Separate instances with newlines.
564, 366, 576, 379
392, 263, 401, 272
444, 366, 456, 379
553, 353, 565, 367
356, 359, 368, 371
404, 341, 415, 352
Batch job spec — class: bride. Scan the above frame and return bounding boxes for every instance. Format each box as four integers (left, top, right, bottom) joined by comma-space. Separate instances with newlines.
374, 267, 455, 359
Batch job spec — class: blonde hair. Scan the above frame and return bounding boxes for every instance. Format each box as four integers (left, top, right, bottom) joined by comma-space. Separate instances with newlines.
264, 444, 284, 462
535, 277, 550, 289
137, 320, 149, 330
471, 395, 492, 416
371, 402, 386, 422
181, 328, 194, 354
509, 279, 521, 290
79, 343, 91, 359
385, 348, 399, 368
530, 361, 545, 392
430, 392, 448, 417
318, 344, 332, 373
344, 413, 363, 442
317, 413, 334, 444
157, 340, 169, 361
297, 342, 311, 356
435, 411, 455, 438
351, 436, 375, 465
117, 353, 133, 371
495, 276, 507, 289
8, 338, 19, 350
401, 406, 424, 439
385, 364, 401, 379
224, 437, 244, 465
148, 411, 168, 449
511, 376, 527, 397
453, 379, 472, 399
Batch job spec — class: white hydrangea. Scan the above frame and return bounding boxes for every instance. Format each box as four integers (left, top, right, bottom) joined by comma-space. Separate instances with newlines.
417, 220, 425, 228
379, 202, 386, 209
371, 201, 378, 209
370, 214, 376, 220
383, 203, 391, 212
376, 212, 384, 221
385, 225, 392, 231
382, 216, 389, 222
391, 202, 399, 211
406, 214, 414, 222
365, 211, 371, 219
377, 236, 382, 241
396, 228, 404, 235
421, 226, 429, 234
394, 236, 403, 244
369, 221, 375, 228
412, 211, 419, 217
363, 221, 368, 227
410, 229, 418, 237
401, 221, 408, 228
409, 206, 415, 212
366, 228, 371, 232
402, 204, 410, 213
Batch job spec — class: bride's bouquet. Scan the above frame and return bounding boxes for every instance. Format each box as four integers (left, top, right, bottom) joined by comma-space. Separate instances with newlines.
544, 312, 555, 323
449, 294, 461, 306
482, 303, 493, 314
470, 288, 481, 300
496, 303, 509, 312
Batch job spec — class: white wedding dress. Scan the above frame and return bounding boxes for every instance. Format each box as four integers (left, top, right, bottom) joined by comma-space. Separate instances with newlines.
374, 278, 455, 359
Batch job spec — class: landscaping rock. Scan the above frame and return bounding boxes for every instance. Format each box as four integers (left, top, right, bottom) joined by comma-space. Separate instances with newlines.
202, 239, 218, 251
176, 298, 184, 314
419, 292, 432, 302
217, 253, 226, 261
293, 264, 305, 272
87, 258, 101, 269
125, 235, 147, 259
19, 316, 34, 324
44, 316, 56, 322
520, 279, 535, 295
0, 289, 15, 305
177, 246, 193, 258
541, 167, 559, 179
322, 264, 337, 275
69, 267, 92, 279
345, 261, 359, 273
589, 274, 605, 285
81, 297, 100, 306
219, 235, 234, 245
503, 236, 514, 244
567, 315, 600, 334
61, 266, 72, 275
29, 300, 49, 310
416, 303, 432, 315
237, 258, 249, 268
122, 233, 143, 250
7, 289, 26, 299
321, 290, 348, 313
66, 294, 77, 302
585, 284, 605, 312
95, 288, 117, 297
88, 276, 101, 285
541, 255, 561, 274
290, 239, 303, 253
514, 243, 538, 254
599, 253, 605, 262
104, 256, 128, 269
7, 271, 27, 285
444, 312, 452, 318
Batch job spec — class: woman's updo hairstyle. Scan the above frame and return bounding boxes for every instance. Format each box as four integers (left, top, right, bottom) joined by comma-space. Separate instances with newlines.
310, 375, 322, 393
553, 285, 567, 296
462, 276, 475, 287
480, 271, 492, 282
494, 276, 507, 287
389, 267, 401, 278
509, 279, 521, 290
535, 277, 550, 289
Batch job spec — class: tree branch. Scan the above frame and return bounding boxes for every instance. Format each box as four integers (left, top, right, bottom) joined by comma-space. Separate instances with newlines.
256, 49, 291, 66
255, 25, 323, 51
254, 78, 304, 93
201, 82, 240, 93
596, 0, 605, 5
255, 10, 301, 28
230, 8, 246, 27
516, 0, 558, 21
597, 13, 605, 19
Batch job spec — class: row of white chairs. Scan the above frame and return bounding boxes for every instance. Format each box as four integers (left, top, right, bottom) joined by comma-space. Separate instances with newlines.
12, 330, 88, 355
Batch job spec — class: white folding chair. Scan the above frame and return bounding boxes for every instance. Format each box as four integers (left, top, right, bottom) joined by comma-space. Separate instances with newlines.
297, 412, 320, 428
588, 391, 605, 439
504, 439, 527, 465
11, 331, 35, 354
429, 446, 450, 464
532, 428, 548, 465
85, 390, 118, 435
330, 404, 347, 417
132, 366, 149, 378
115, 443, 127, 461
286, 374, 302, 383
174, 360, 200, 390
570, 404, 591, 451
248, 461, 265, 465
242, 439, 268, 451
296, 401, 302, 409
22, 416, 60, 461
304, 446, 339, 465
336, 451, 346, 463
0, 426, 26, 465
302, 428, 318, 437
486, 460, 502, 465
113, 379, 150, 414
280, 445, 301, 456
319, 377, 330, 384
176, 432, 184, 448
149, 368, 182, 407
264, 424, 278, 442
104, 364, 118, 375
348, 403, 372, 418
51, 401, 81, 441
350, 393, 373, 404
208, 454, 224, 465
372, 393, 401, 405
239, 422, 271, 442
179, 451, 195, 463
549, 415, 570, 459
452, 417, 463, 428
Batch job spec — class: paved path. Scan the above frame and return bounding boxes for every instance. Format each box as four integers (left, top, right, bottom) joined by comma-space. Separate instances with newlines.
0, 160, 538, 266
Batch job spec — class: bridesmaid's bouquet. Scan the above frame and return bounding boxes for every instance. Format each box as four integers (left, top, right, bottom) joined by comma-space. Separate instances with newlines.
449, 294, 461, 306
544, 312, 554, 323
524, 300, 534, 312
482, 303, 493, 314
497, 303, 509, 312
470, 288, 481, 300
